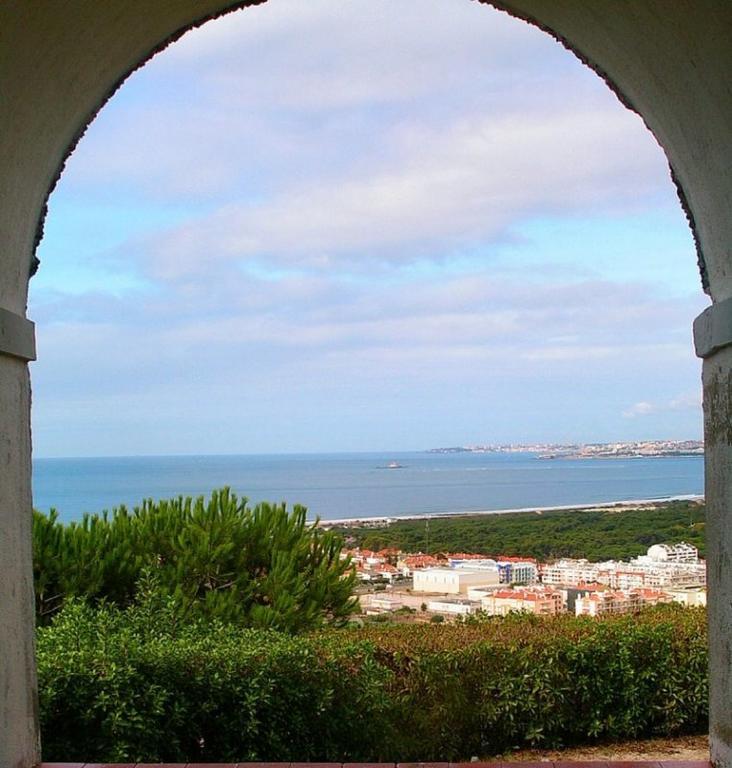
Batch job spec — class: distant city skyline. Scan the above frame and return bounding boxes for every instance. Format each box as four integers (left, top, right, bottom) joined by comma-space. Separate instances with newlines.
29, 0, 706, 458
30, 437, 706, 461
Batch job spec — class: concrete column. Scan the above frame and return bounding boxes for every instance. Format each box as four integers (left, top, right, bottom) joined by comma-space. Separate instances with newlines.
701, 346, 732, 768
696, 301, 732, 768
0, 353, 39, 768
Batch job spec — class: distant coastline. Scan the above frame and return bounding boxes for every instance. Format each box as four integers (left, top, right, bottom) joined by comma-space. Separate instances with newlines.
319, 493, 705, 528
427, 439, 704, 461
537, 452, 703, 460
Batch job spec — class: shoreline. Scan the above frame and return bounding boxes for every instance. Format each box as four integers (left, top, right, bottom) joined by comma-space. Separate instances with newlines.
318, 493, 704, 527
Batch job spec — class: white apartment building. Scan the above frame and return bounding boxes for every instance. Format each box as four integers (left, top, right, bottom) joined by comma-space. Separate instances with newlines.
602, 563, 706, 589
413, 567, 499, 594
500, 560, 538, 584
646, 542, 699, 564
451, 557, 537, 585
540, 559, 600, 586
542, 552, 706, 590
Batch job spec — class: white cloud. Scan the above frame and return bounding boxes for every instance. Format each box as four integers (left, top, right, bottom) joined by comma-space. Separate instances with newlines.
60, 0, 665, 209
623, 391, 702, 419
130, 103, 668, 285
29, 0, 704, 455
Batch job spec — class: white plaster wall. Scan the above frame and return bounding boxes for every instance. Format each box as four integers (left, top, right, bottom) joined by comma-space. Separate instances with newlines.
703, 346, 732, 768
0, 359, 38, 768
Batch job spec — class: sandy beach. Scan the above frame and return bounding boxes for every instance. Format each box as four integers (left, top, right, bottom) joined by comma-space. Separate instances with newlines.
318, 493, 704, 527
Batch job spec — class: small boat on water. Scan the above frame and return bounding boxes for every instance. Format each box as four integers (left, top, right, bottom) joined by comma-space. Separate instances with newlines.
387, 461, 404, 469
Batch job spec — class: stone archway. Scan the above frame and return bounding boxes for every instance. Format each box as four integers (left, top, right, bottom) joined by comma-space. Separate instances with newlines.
1, 3, 730, 767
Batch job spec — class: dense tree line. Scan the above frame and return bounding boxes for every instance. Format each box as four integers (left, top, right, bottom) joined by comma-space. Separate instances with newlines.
333, 500, 706, 561
33, 488, 357, 631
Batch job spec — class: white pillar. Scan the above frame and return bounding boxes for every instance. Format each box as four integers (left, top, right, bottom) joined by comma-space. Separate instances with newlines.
702, 349, 732, 768
696, 303, 732, 768
0, 350, 39, 768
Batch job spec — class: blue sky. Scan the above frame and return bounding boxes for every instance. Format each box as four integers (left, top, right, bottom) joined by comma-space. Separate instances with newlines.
29, 0, 707, 457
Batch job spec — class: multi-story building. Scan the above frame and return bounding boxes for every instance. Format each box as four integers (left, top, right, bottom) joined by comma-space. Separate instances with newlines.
646, 542, 699, 564
575, 590, 643, 617
540, 559, 601, 586
480, 587, 564, 616
596, 561, 706, 589
541, 547, 706, 590
449, 555, 538, 584
574, 588, 673, 616
498, 560, 538, 584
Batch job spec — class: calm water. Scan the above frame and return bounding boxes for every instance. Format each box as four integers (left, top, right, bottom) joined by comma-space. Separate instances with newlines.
32, 451, 704, 523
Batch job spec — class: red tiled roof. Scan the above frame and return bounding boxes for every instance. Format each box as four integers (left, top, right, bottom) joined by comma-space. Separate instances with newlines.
374, 564, 398, 573
495, 555, 538, 564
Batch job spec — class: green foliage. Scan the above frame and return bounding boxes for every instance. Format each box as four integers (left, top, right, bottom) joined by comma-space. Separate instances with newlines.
37, 600, 707, 763
359, 608, 708, 757
335, 500, 706, 561
33, 488, 357, 631
37, 595, 394, 763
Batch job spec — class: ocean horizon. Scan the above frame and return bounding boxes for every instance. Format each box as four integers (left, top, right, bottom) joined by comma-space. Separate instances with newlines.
32, 450, 705, 524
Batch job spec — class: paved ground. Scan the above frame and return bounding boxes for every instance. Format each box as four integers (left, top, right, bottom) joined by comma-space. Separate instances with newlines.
502, 734, 708, 762
37, 736, 711, 768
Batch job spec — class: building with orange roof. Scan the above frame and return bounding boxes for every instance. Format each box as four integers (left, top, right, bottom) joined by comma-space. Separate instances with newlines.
480, 586, 564, 616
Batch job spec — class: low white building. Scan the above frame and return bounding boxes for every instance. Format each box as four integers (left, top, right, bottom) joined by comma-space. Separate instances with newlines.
361, 595, 403, 614
427, 599, 478, 615
466, 586, 501, 600
413, 567, 499, 594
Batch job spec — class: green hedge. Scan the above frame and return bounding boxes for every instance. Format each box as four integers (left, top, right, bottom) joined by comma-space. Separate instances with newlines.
38, 600, 707, 763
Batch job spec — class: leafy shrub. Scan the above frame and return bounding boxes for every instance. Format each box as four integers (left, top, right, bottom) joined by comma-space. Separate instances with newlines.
359, 607, 708, 757
37, 601, 707, 763
37, 594, 395, 763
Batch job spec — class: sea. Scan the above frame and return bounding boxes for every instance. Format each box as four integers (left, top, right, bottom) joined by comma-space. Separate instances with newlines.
32, 451, 705, 524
